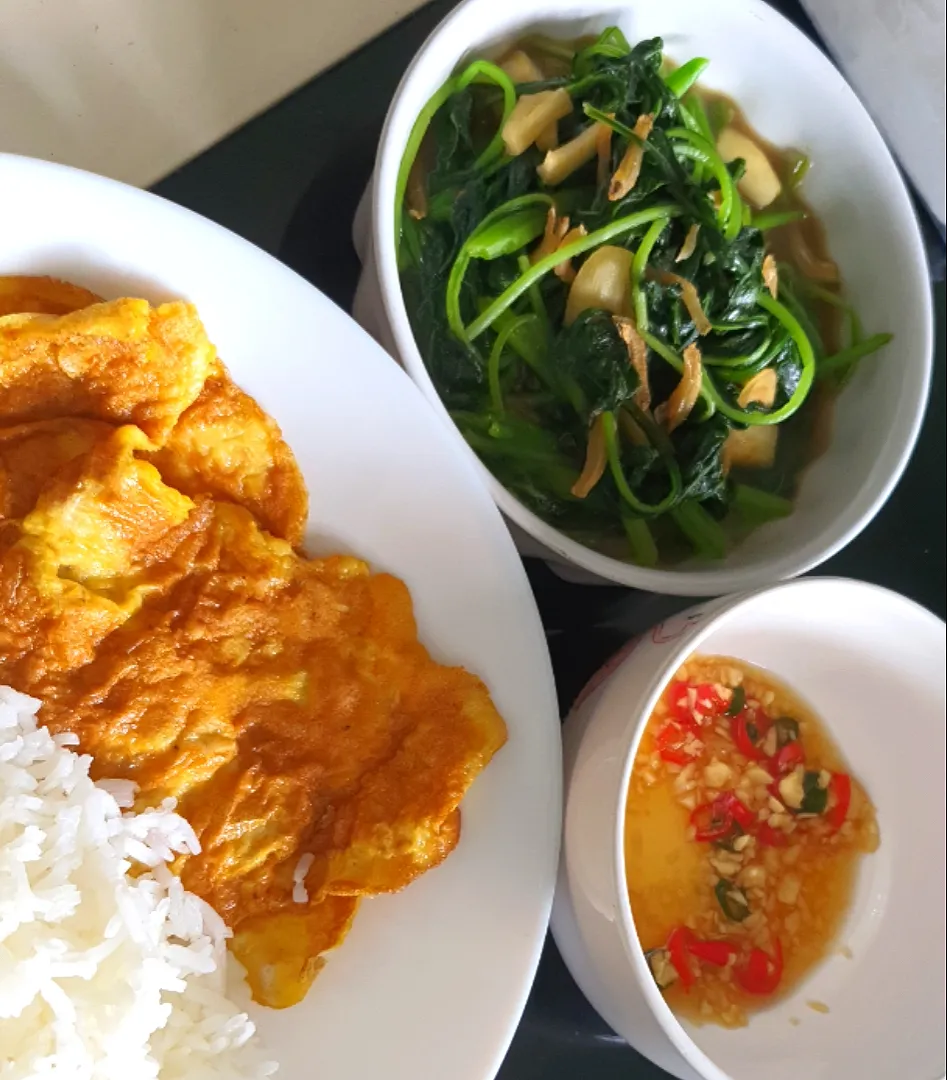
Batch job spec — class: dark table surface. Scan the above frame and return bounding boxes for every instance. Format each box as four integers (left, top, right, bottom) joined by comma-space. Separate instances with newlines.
152, 2, 946, 1076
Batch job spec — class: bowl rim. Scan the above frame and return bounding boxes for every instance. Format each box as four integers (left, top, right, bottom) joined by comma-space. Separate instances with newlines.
600, 576, 946, 1078
370, 0, 935, 596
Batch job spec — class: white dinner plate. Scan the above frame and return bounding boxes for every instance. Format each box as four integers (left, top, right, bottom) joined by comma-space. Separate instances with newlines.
0, 152, 561, 1080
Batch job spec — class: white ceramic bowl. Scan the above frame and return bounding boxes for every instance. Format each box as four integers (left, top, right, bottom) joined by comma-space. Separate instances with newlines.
353, 0, 933, 595
550, 577, 946, 1080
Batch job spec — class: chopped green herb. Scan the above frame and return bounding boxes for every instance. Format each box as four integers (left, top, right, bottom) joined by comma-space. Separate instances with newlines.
799, 770, 829, 814
726, 685, 746, 717
715, 879, 751, 922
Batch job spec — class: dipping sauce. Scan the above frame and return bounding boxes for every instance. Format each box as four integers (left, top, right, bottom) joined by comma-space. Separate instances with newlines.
625, 655, 879, 1027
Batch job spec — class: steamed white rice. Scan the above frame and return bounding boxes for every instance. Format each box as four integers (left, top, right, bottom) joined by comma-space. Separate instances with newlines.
0, 685, 277, 1079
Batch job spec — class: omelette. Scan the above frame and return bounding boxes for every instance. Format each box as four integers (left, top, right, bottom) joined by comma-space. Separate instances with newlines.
0, 275, 102, 318
147, 359, 308, 546
0, 278, 507, 1009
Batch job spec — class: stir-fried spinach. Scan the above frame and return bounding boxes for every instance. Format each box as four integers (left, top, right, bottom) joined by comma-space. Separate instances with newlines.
554, 310, 640, 416
397, 29, 891, 565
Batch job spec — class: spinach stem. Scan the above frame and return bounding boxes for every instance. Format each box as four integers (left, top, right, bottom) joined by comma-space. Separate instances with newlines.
776, 266, 825, 356
719, 335, 788, 384
622, 513, 659, 566
750, 209, 806, 231
582, 103, 635, 139
632, 218, 670, 332
732, 484, 793, 523
395, 60, 517, 246
795, 278, 864, 348
666, 127, 742, 238
702, 292, 816, 425
702, 331, 773, 369
520, 33, 576, 62
445, 193, 554, 342
682, 92, 716, 147
817, 333, 892, 380
601, 410, 682, 516
517, 254, 550, 335
457, 61, 518, 169
487, 316, 535, 414
677, 93, 714, 183
664, 57, 710, 98
670, 500, 728, 559
639, 328, 717, 416
395, 79, 457, 246
800, 281, 849, 310
641, 292, 815, 427
466, 205, 678, 342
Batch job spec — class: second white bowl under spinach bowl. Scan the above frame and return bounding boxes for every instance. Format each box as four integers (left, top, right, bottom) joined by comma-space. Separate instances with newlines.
550, 578, 946, 1080
354, 0, 933, 596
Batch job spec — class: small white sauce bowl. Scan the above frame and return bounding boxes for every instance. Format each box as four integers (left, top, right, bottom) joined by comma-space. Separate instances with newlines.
353, 0, 933, 595
550, 577, 946, 1080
